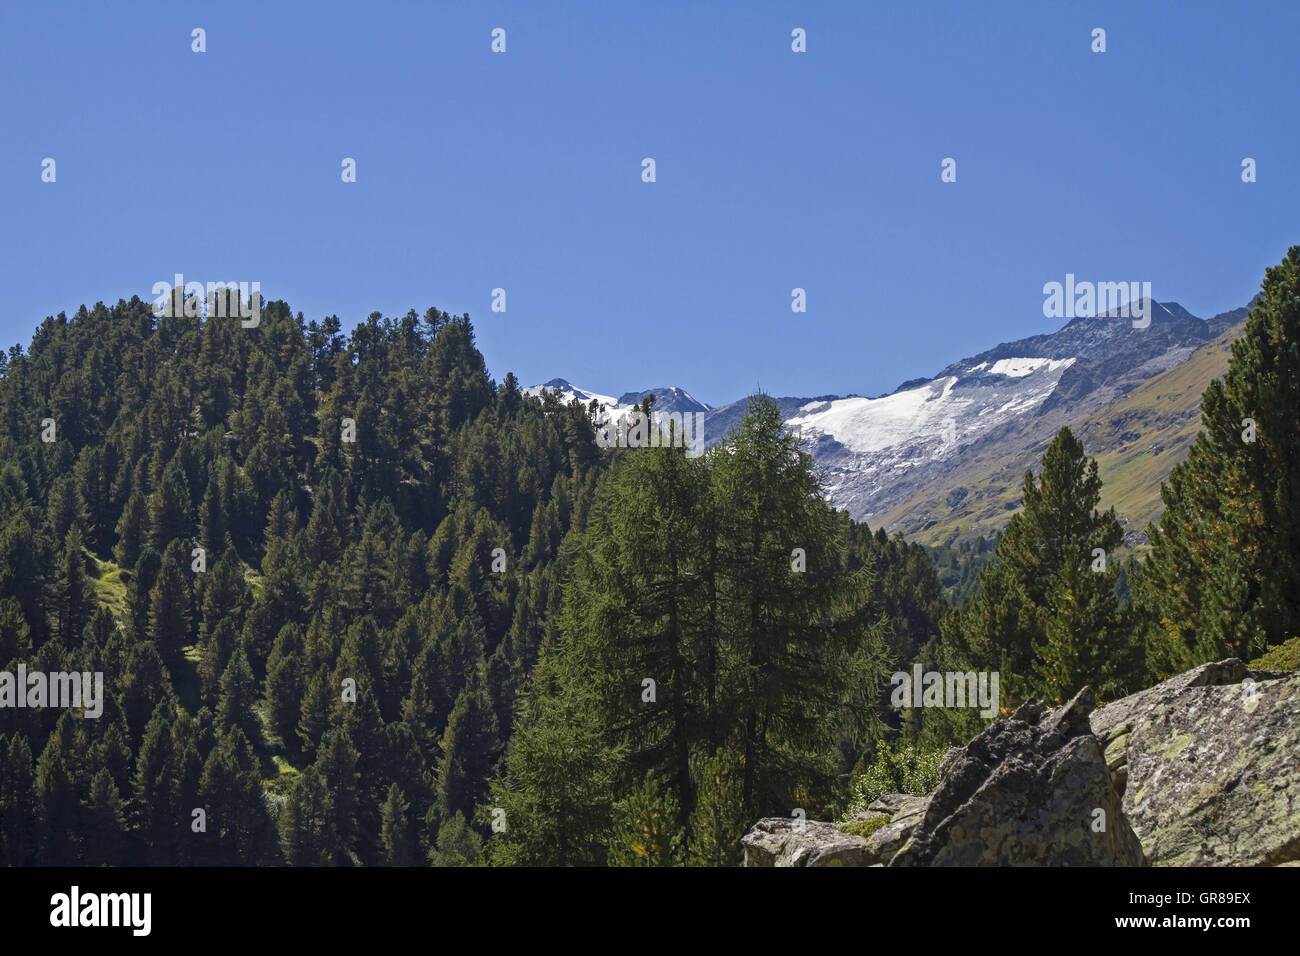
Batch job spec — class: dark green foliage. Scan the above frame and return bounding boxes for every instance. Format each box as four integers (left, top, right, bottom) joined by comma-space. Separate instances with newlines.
0, 298, 607, 866
489, 396, 892, 864
940, 427, 1139, 708
1138, 247, 1300, 673
4, 273, 1284, 867
427, 810, 482, 867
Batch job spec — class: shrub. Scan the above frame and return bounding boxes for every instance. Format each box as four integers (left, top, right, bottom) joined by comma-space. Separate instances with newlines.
841, 741, 944, 822
1250, 635, 1300, 672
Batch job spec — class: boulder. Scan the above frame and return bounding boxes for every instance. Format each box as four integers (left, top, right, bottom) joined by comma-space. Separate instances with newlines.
740, 659, 1300, 866
888, 686, 1145, 865
1093, 660, 1300, 866
741, 818, 875, 867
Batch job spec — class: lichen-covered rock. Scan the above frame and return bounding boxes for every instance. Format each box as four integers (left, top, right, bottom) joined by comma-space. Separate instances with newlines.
741, 793, 931, 866
860, 794, 929, 862
741, 659, 1300, 867
889, 687, 1146, 866
741, 818, 875, 867
1090, 659, 1285, 745
1112, 667, 1300, 866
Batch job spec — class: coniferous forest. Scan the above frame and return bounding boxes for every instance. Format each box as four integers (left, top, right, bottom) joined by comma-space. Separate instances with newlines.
0, 249, 1298, 867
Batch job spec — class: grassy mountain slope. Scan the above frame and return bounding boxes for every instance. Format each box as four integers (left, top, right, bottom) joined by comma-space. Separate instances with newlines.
876, 320, 1246, 549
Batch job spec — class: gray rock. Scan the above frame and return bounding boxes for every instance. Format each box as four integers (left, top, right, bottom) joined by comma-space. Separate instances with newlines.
741, 818, 875, 867
1090, 658, 1286, 743
889, 686, 1146, 866
1116, 669, 1300, 866
741, 659, 1300, 867
865, 793, 921, 815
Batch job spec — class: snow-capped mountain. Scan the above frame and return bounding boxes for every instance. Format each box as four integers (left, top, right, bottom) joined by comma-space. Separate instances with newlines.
528, 298, 1249, 544
523, 379, 710, 418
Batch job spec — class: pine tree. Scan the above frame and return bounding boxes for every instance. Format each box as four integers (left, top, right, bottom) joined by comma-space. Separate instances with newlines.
198, 729, 276, 865
215, 646, 260, 745
127, 547, 162, 640
433, 666, 499, 826
943, 427, 1134, 706
279, 768, 336, 866
428, 810, 482, 867
710, 396, 887, 819
149, 462, 192, 552
35, 742, 80, 865
297, 666, 332, 755
53, 526, 93, 644
265, 646, 303, 749
83, 768, 125, 865
148, 543, 192, 668
113, 491, 147, 569
485, 657, 620, 867
1139, 247, 1300, 671
131, 705, 181, 865
379, 783, 416, 866
313, 728, 359, 861
199, 474, 230, 559
47, 475, 89, 544
0, 733, 37, 866
685, 748, 746, 867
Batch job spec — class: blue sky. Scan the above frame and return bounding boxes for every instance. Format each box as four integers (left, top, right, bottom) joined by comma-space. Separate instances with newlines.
2, 0, 1296, 405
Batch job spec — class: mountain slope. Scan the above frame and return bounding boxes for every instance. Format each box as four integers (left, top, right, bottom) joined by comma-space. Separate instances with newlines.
531, 299, 1251, 547
875, 318, 1246, 547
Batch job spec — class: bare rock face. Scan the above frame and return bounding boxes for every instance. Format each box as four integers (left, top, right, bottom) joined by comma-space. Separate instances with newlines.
1089, 659, 1300, 866
888, 686, 1145, 866
741, 659, 1300, 867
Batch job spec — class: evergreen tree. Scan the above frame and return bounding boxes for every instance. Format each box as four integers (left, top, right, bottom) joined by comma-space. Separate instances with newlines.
113, 490, 147, 570
379, 783, 416, 866
297, 666, 333, 755
215, 646, 260, 745
131, 706, 181, 865
427, 810, 482, 867
279, 769, 336, 866
147, 543, 192, 668
0, 733, 37, 866
608, 772, 681, 867
433, 666, 499, 826
1139, 248, 1300, 672
35, 742, 80, 865
149, 462, 192, 552
943, 427, 1134, 706
53, 526, 93, 644
313, 727, 359, 862
83, 768, 125, 865
197, 729, 276, 865
685, 748, 746, 867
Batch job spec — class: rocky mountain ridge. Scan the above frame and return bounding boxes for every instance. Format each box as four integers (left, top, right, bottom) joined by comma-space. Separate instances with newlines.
531, 299, 1251, 547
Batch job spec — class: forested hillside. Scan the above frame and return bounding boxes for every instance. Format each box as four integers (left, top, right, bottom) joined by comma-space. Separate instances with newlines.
0, 294, 948, 865
0, 296, 615, 864
1, 245, 1297, 867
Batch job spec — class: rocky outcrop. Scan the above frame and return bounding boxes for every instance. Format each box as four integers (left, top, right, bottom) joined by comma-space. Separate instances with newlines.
1090, 659, 1300, 866
888, 686, 1145, 866
742, 819, 876, 867
742, 659, 1300, 866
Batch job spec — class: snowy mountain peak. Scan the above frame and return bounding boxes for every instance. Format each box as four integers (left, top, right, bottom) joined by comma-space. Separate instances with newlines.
529, 298, 1250, 532
523, 381, 709, 416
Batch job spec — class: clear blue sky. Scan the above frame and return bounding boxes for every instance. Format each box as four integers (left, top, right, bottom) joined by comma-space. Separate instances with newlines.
2, 0, 1296, 404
